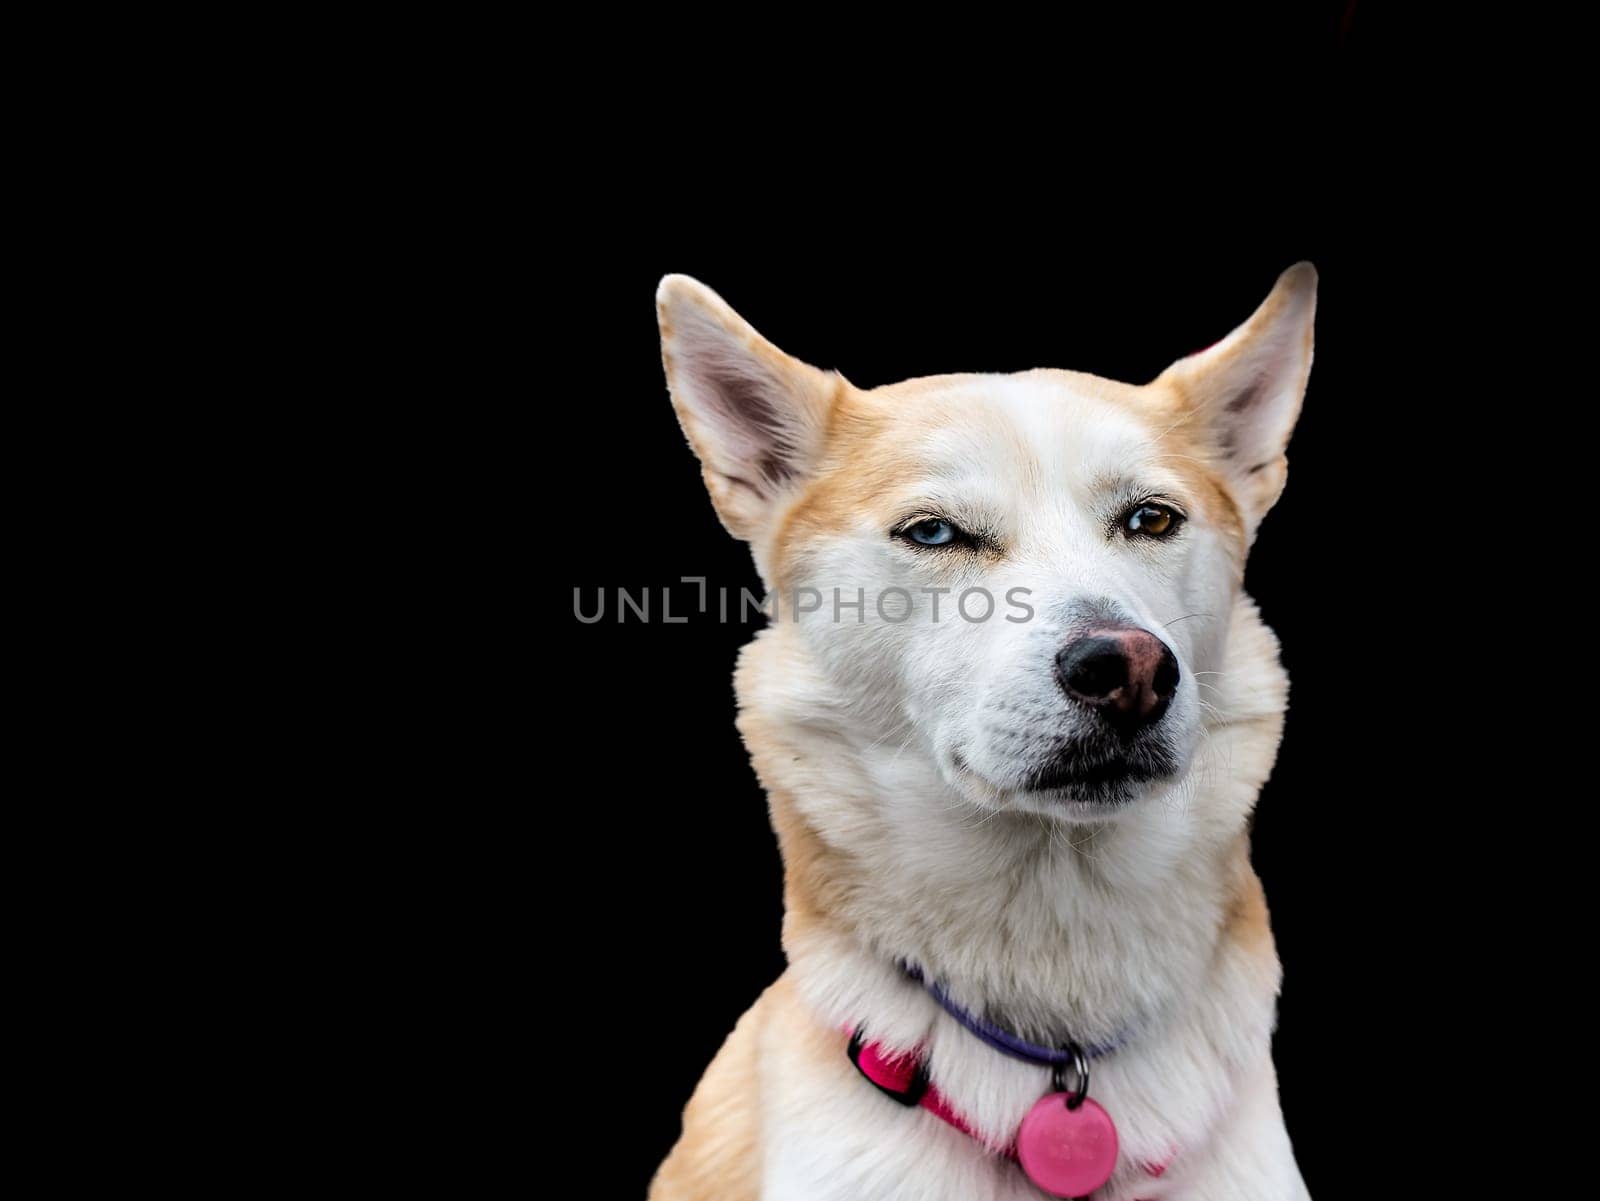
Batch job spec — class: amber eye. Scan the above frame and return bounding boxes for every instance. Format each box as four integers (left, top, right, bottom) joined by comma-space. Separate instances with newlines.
1123, 503, 1181, 538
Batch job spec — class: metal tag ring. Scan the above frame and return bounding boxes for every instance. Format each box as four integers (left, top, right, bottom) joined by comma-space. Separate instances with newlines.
1051, 1041, 1090, 1110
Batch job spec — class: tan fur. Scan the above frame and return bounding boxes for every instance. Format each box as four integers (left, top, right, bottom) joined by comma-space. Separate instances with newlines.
648, 981, 771, 1201
1222, 842, 1276, 958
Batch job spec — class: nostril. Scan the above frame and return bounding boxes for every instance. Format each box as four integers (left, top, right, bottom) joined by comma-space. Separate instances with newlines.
1153, 648, 1181, 700
1057, 637, 1128, 700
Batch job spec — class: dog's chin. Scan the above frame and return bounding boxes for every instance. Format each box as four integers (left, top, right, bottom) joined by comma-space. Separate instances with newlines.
949, 743, 1182, 822
1009, 770, 1165, 818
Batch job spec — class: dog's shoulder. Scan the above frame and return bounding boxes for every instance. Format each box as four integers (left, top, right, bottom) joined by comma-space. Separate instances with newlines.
649, 975, 800, 1201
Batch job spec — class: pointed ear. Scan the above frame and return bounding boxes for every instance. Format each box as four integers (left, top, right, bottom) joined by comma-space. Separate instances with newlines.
655, 275, 843, 540
1155, 262, 1318, 527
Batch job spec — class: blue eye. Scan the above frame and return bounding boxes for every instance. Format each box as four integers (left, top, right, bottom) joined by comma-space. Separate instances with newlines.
905, 518, 958, 546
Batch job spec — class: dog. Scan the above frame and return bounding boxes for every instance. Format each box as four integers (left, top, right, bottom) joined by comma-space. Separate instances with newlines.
648, 265, 1317, 1200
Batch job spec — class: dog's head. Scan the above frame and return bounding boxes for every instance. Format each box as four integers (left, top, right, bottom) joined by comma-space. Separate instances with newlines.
656, 267, 1314, 822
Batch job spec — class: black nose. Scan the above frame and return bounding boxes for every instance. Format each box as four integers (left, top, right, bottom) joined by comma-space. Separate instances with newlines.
1055, 626, 1181, 732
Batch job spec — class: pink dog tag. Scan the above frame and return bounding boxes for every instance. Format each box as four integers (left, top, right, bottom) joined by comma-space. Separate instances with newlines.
1015, 1092, 1119, 1198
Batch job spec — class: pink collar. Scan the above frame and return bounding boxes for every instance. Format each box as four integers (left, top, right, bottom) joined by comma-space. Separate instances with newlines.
847, 1029, 1175, 1194
848, 1028, 1000, 1148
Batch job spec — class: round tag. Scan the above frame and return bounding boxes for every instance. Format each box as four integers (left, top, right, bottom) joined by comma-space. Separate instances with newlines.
1015, 1092, 1119, 1198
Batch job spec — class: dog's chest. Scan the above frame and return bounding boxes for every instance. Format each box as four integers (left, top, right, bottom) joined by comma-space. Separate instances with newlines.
759, 1087, 1194, 1201
757, 977, 1240, 1201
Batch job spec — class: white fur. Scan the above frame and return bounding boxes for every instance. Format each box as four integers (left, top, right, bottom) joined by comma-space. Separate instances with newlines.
743, 593, 1305, 1199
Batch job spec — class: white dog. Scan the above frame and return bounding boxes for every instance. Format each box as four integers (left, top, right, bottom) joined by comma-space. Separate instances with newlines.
649, 265, 1317, 1200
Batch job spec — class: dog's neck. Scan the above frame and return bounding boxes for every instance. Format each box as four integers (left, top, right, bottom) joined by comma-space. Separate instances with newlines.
733, 592, 1289, 1055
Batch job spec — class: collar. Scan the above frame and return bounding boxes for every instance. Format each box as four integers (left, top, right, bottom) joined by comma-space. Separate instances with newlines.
847, 963, 1173, 1194
898, 961, 1132, 1065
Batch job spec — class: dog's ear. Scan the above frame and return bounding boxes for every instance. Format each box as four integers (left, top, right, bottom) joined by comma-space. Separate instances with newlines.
1154, 262, 1317, 527
656, 275, 843, 540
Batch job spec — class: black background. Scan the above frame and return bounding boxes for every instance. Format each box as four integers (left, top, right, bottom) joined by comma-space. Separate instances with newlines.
532, 14, 1469, 1196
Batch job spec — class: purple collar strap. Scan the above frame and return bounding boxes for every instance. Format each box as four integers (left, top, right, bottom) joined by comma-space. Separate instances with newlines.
899, 961, 1132, 1064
